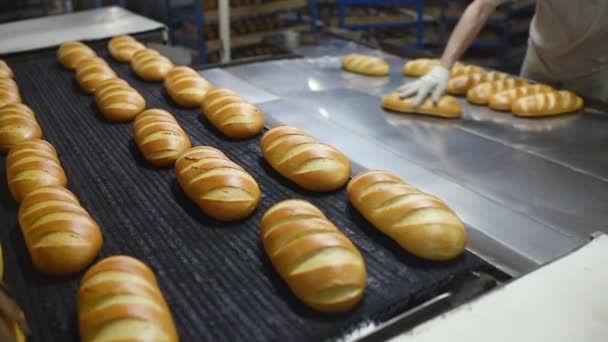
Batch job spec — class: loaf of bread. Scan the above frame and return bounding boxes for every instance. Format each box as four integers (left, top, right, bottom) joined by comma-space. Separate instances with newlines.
94, 78, 146, 122
0, 78, 21, 109
57, 41, 97, 70
18, 186, 102, 275
489, 84, 553, 111
175, 146, 261, 221
131, 49, 174, 82
6, 139, 67, 202
447, 71, 509, 95
133, 109, 192, 166
0, 60, 14, 79
0, 273, 27, 342
164, 66, 213, 107
512, 90, 584, 117
450, 64, 486, 77
260, 199, 366, 312
341, 54, 389, 76
201, 88, 265, 139
108, 35, 145, 62
466, 78, 529, 105
78, 255, 178, 342
75, 57, 117, 93
0, 104, 43, 152
261, 126, 351, 192
381, 93, 462, 118
347, 170, 467, 261
402, 58, 440, 77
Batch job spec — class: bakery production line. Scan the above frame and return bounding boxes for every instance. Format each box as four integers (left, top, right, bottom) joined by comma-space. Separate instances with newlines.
1, 7, 608, 341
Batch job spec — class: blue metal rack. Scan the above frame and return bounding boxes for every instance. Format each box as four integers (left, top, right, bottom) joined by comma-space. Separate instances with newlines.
94, 0, 126, 7
338, 0, 425, 49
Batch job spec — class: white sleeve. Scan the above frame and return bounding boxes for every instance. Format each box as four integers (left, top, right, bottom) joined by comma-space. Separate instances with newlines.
480, 0, 512, 6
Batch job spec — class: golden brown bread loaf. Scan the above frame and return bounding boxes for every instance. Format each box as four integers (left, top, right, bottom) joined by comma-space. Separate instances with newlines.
57, 41, 97, 70
131, 49, 174, 82
402, 58, 440, 77
175, 146, 261, 221
341, 54, 389, 76
466, 78, 529, 105
108, 35, 146, 62
489, 84, 553, 111
6, 139, 68, 202
78, 255, 178, 342
261, 126, 352, 192
133, 109, 192, 166
0, 59, 14, 79
0, 104, 43, 152
447, 71, 509, 95
381, 93, 462, 118
0, 78, 21, 108
260, 199, 367, 312
75, 57, 117, 93
347, 170, 467, 261
512, 90, 584, 117
450, 64, 486, 77
201, 88, 265, 139
18, 186, 103, 275
164, 66, 213, 107
94, 78, 146, 122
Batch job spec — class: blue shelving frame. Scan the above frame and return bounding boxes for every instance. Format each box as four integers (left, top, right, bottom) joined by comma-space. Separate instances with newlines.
94, 0, 126, 7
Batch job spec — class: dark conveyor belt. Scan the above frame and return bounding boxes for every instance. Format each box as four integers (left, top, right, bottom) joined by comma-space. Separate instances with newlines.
1, 53, 494, 342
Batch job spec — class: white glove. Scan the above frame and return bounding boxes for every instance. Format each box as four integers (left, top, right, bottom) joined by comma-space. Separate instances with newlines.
397, 65, 450, 106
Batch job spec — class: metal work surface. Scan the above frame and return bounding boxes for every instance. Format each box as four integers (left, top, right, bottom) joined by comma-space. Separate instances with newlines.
0, 6, 164, 55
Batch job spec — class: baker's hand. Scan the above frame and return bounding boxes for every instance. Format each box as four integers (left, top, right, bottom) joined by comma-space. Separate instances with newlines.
397, 65, 450, 106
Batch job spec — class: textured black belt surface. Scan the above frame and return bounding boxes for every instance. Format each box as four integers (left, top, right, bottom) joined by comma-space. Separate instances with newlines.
1, 53, 494, 341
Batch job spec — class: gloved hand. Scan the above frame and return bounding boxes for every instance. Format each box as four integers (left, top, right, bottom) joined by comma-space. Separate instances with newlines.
397, 65, 450, 106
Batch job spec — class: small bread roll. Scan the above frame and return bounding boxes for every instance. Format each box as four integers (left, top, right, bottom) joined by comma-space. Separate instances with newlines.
164, 66, 213, 107
175, 146, 261, 221
201, 88, 265, 139
381, 93, 462, 118
75, 57, 117, 93
18, 186, 103, 275
0, 59, 14, 78
261, 126, 351, 192
489, 84, 553, 111
133, 109, 192, 166
341, 54, 389, 76
447, 71, 509, 95
450, 64, 486, 77
94, 78, 146, 122
512, 90, 584, 117
0, 78, 21, 108
78, 255, 178, 342
108, 35, 145, 62
466, 78, 528, 105
347, 170, 467, 261
131, 49, 174, 81
6, 139, 67, 202
260, 199, 367, 312
0, 104, 43, 152
57, 41, 97, 70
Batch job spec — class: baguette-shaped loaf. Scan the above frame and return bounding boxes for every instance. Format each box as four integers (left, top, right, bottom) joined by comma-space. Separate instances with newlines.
381, 93, 462, 118
450, 64, 486, 77
447, 71, 509, 95
133, 109, 191, 166
201, 88, 265, 139
0, 243, 28, 342
18, 186, 103, 275
57, 41, 96, 70
0, 60, 14, 79
347, 170, 467, 261
108, 35, 146, 62
175, 146, 261, 221
261, 126, 352, 192
131, 49, 174, 82
512, 90, 584, 117
260, 199, 367, 312
94, 78, 146, 122
466, 78, 528, 105
489, 84, 553, 111
78, 255, 178, 342
402, 58, 440, 77
6, 139, 67, 202
75, 57, 117, 93
164, 66, 213, 107
341, 54, 389, 76
0, 78, 21, 108
0, 104, 43, 152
